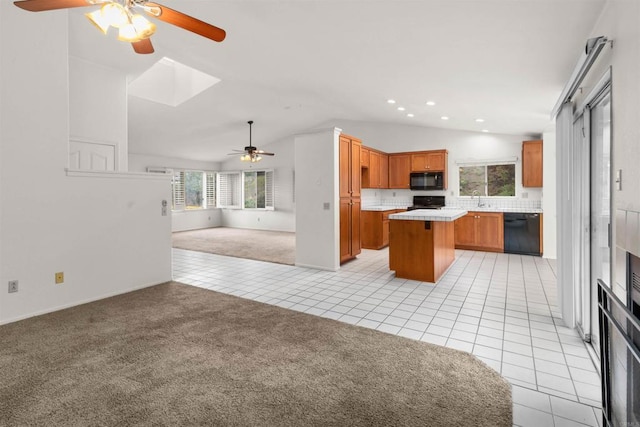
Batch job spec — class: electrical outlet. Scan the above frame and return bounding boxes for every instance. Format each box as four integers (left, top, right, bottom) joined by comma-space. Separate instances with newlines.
8, 280, 18, 293
55, 272, 64, 284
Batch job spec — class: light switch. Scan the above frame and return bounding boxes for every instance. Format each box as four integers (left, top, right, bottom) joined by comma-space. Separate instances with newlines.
615, 169, 622, 190
323, 202, 330, 210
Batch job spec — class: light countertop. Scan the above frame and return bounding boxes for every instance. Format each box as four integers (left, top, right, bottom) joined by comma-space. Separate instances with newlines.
389, 209, 468, 222
441, 206, 543, 214
362, 205, 409, 212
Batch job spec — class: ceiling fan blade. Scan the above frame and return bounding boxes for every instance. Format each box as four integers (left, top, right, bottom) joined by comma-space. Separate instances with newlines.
144, 2, 226, 42
255, 150, 275, 155
132, 38, 154, 54
13, 0, 92, 11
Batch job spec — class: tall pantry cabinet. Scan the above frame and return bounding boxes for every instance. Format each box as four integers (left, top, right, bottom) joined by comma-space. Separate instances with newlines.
339, 134, 362, 264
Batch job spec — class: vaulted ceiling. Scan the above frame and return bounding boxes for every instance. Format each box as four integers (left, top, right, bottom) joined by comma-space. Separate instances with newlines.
68, 0, 606, 162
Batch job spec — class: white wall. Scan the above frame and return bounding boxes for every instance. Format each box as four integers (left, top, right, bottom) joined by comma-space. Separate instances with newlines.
294, 128, 340, 270
0, 5, 171, 324
129, 153, 222, 232
219, 136, 296, 232
128, 153, 220, 173
542, 129, 557, 259
70, 56, 129, 171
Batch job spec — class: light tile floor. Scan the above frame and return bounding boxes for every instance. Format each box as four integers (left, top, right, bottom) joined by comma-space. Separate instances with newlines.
173, 247, 603, 427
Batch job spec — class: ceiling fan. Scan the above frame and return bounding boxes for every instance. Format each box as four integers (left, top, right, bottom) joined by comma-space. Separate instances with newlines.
13, 0, 226, 54
229, 121, 275, 163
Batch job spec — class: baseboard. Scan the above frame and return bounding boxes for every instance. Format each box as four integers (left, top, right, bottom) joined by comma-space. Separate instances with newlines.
0, 280, 168, 326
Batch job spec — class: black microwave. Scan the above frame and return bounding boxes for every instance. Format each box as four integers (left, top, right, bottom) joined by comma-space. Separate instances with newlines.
410, 172, 444, 190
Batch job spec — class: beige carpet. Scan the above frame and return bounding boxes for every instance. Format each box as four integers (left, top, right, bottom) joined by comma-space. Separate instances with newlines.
172, 227, 295, 265
0, 282, 512, 426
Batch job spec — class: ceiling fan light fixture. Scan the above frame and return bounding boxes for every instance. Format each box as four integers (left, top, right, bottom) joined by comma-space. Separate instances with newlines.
85, 8, 111, 34
100, 2, 128, 28
118, 14, 156, 42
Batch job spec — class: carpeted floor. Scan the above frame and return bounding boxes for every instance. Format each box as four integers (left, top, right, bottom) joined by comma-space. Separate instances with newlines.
172, 227, 295, 265
0, 282, 512, 426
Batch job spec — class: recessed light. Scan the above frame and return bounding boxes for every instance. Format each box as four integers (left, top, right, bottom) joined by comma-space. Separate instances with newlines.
426, 101, 436, 106
475, 118, 485, 123
440, 116, 449, 120
387, 99, 396, 104
482, 129, 489, 133
397, 107, 406, 111
407, 113, 414, 118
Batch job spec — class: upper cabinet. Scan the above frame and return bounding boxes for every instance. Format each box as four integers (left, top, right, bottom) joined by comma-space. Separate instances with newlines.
361, 148, 448, 190
362, 148, 389, 189
522, 140, 543, 187
388, 154, 411, 189
411, 150, 447, 172
361, 147, 370, 169
339, 135, 361, 198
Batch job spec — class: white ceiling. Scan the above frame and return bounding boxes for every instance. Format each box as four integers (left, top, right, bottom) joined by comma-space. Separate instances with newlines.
68, 0, 605, 162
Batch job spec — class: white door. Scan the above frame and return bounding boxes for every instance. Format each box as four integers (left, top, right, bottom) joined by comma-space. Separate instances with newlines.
69, 140, 116, 171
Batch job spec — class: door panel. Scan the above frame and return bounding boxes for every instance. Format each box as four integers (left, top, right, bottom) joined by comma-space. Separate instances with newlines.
69, 140, 116, 171
454, 214, 475, 246
589, 92, 611, 356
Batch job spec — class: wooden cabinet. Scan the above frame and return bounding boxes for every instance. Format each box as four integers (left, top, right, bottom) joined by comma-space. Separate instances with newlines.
361, 148, 389, 189
388, 150, 448, 189
522, 140, 543, 187
454, 211, 504, 252
389, 219, 456, 283
388, 154, 411, 189
380, 154, 389, 188
340, 198, 361, 262
411, 150, 447, 172
340, 134, 362, 263
361, 147, 370, 168
361, 209, 404, 249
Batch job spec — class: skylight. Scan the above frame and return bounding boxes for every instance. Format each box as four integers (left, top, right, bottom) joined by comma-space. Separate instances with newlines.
128, 57, 220, 107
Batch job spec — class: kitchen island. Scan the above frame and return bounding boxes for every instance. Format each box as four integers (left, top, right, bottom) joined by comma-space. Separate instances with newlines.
388, 209, 467, 283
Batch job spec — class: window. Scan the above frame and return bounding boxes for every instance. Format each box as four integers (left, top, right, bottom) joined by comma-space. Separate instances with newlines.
243, 170, 274, 209
217, 172, 242, 208
172, 170, 185, 210
171, 170, 216, 211
459, 163, 515, 197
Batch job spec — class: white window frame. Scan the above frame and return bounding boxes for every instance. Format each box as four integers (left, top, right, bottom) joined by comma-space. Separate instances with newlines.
457, 160, 517, 198
243, 169, 275, 210
217, 171, 242, 209
170, 169, 217, 212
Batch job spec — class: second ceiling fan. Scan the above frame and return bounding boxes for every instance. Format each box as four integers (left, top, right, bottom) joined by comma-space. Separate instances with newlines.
13, 0, 226, 54
229, 121, 275, 163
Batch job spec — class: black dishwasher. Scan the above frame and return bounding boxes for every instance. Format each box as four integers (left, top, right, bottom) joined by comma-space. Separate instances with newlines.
503, 213, 541, 256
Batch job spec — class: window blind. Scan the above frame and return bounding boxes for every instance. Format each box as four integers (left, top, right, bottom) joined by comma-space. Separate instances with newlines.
217, 172, 241, 208
172, 170, 185, 210
205, 172, 216, 208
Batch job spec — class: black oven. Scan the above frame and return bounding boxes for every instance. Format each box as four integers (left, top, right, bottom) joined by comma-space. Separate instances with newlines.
599, 252, 640, 427
410, 172, 444, 191
407, 195, 445, 211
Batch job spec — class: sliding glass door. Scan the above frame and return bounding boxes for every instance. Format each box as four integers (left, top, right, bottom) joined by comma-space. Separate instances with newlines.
588, 91, 611, 357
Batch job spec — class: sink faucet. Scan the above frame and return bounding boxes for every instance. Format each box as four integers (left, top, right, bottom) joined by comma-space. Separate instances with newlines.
472, 190, 485, 207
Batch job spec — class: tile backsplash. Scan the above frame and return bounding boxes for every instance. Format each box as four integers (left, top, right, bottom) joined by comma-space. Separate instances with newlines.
361, 189, 541, 210
446, 197, 541, 211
